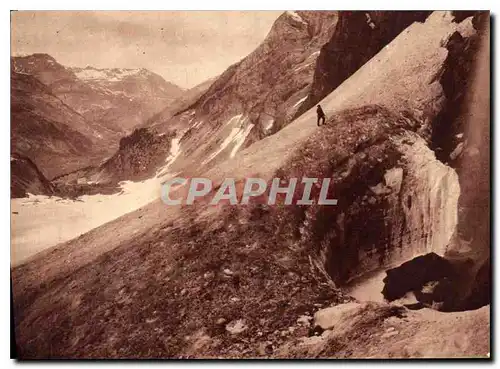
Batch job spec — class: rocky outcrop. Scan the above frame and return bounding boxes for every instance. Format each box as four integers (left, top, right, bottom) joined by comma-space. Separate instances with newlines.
269, 106, 459, 285
11, 153, 54, 198
95, 128, 175, 182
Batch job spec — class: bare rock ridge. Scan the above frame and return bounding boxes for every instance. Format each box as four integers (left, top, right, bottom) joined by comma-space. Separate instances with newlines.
11, 11, 490, 358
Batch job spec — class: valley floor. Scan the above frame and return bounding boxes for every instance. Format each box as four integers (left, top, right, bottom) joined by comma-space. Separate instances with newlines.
11, 177, 168, 266
11, 136, 183, 266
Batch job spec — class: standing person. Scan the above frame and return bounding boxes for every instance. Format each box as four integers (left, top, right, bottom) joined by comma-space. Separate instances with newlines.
317, 105, 326, 126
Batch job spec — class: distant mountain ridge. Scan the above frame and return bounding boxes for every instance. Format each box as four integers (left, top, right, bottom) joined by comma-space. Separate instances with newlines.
12, 54, 184, 136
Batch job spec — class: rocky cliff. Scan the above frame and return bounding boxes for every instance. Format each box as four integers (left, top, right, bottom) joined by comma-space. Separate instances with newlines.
148, 11, 339, 172
295, 11, 432, 116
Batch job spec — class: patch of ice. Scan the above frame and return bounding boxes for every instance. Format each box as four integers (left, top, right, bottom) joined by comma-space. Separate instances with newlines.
308, 51, 320, 59
265, 120, 274, 131
157, 137, 182, 176
224, 114, 244, 126
230, 124, 255, 158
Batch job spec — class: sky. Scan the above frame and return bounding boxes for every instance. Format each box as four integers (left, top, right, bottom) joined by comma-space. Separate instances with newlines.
11, 11, 282, 88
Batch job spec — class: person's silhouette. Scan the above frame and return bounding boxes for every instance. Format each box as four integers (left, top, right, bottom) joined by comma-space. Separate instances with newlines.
316, 105, 326, 126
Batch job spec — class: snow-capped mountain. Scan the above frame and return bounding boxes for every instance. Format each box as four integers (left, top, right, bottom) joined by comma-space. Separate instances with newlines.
12, 54, 184, 137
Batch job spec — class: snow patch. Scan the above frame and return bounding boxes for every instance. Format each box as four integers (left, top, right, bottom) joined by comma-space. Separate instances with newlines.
156, 137, 182, 177
73, 68, 143, 82
230, 124, 255, 158
293, 96, 308, 108
11, 133, 186, 266
202, 115, 253, 165
192, 120, 203, 129
308, 51, 320, 59
286, 11, 308, 25
294, 62, 314, 72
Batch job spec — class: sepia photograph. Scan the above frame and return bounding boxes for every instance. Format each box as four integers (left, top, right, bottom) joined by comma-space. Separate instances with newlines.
9, 9, 491, 359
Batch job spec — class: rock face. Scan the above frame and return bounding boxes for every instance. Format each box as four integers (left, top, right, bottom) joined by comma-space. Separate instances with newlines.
271, 106, 460, 285
10, 70, 102, 179
431, 18, 483, 163
12, 54, 184, 138
295, 11, 432, 116
377, 12, 490, 313
11, 153, 54, 198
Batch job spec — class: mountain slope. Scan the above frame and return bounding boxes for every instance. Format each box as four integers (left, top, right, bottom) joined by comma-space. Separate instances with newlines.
11, 153, 54, 198
11, 70, 104, 179
149, 11, 339, 170
144, 76, 218, 133
12, 54, 184, 137
147, 11, 435, 178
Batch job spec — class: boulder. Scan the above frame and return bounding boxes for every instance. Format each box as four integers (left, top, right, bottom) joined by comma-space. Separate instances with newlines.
313, 302, 360, 330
